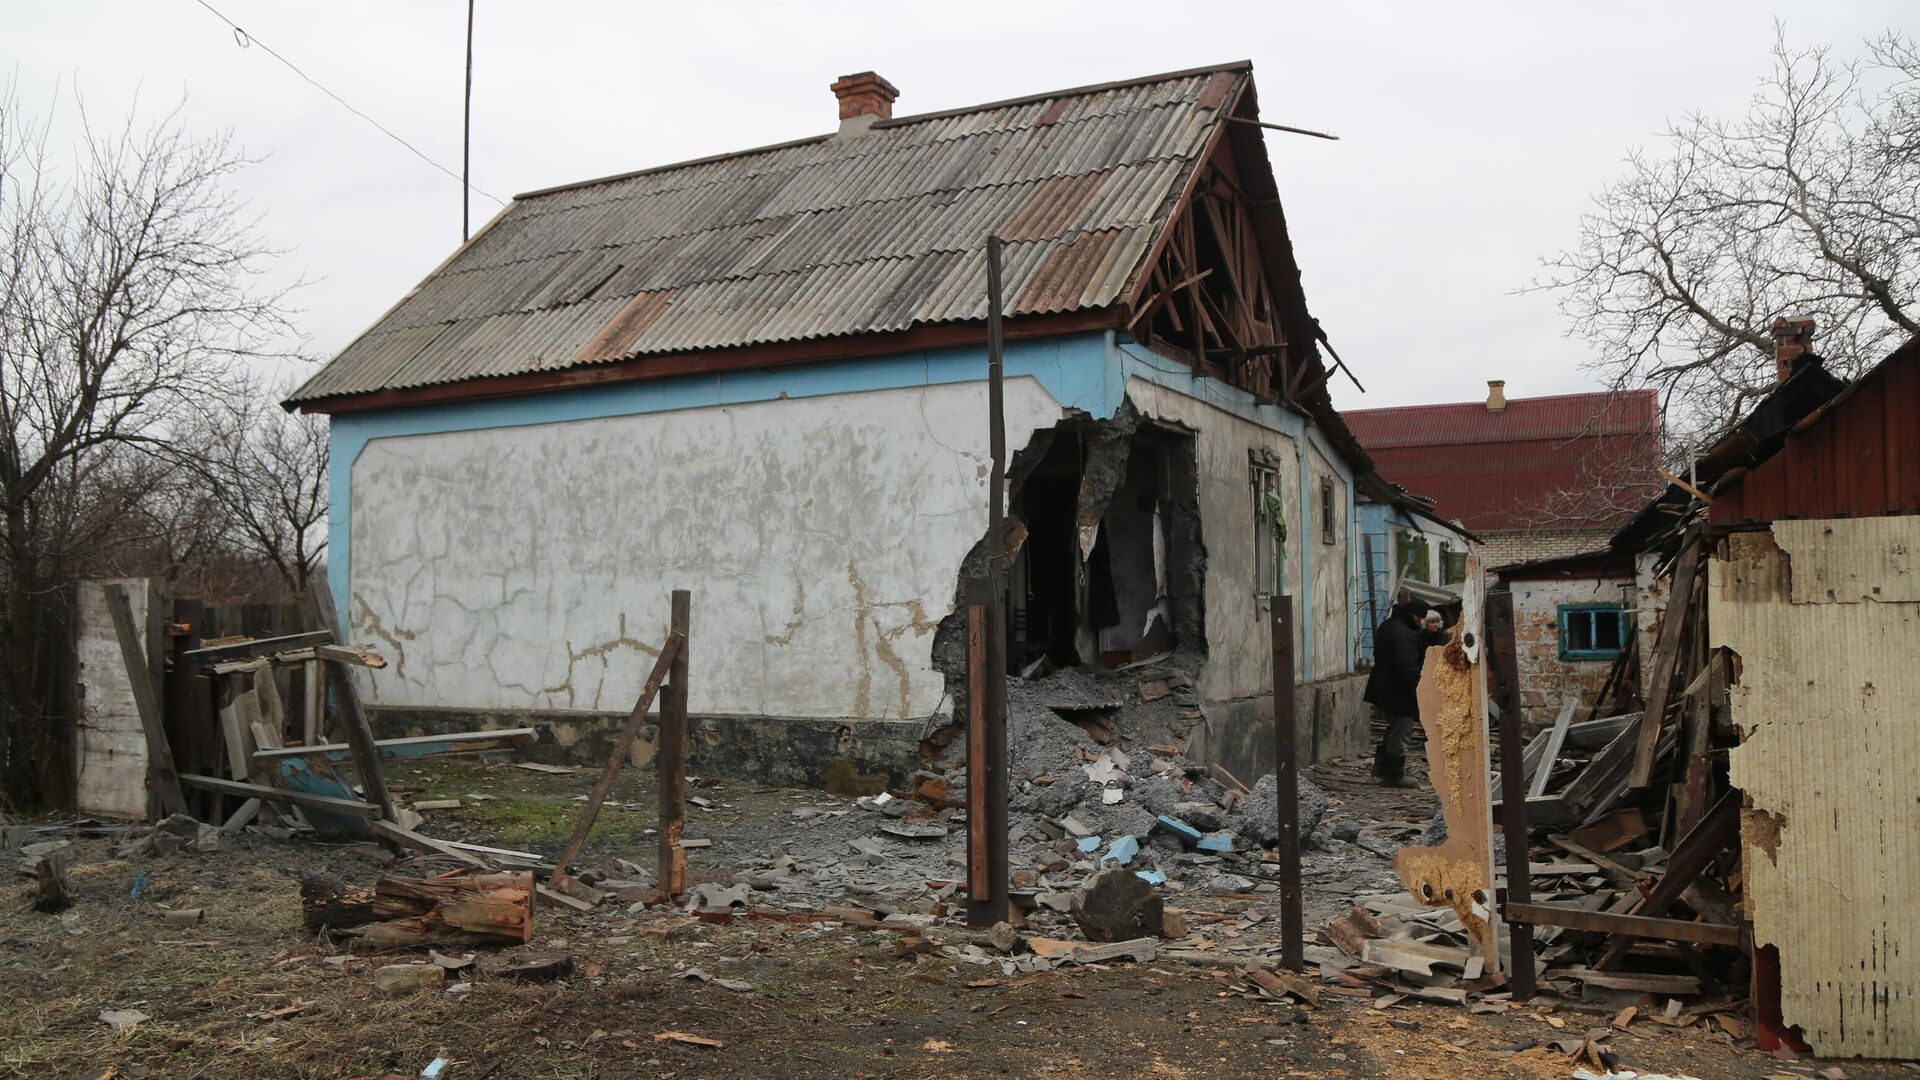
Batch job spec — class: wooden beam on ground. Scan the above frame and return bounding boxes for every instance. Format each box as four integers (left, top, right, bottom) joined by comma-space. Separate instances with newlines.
179, 772, 379, 817
371, 819, 489, 869
105, 585, 188, 818
550, 630, 684, 883
1595, 790, 1741, 970
1504, 901, 1741, 948
657, 590, 692, 899
1629, 534, 1702, 790
252, 727, 539, 762
181, 630, 334, 666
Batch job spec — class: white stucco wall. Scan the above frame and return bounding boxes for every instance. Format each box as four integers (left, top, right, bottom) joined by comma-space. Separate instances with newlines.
1305, 441, 1351, 681
346, 380, 1065, 721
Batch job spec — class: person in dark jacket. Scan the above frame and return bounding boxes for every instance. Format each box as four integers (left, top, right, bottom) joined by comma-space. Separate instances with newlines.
1364, 598, 1431, 787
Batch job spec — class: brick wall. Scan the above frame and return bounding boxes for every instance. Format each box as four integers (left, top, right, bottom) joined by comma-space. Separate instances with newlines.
1509, 574, 1634, 730
1482, 528, 1615, 568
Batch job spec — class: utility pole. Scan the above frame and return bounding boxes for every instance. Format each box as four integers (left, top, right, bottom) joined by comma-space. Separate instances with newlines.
967, 235, 1011, 927
462, 0, 475, 241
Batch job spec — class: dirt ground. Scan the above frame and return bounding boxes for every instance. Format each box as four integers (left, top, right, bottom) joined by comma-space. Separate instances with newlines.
3, 752, 1911, 1080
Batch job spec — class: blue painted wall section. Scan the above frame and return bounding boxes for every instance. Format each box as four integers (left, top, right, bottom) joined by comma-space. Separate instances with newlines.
326, 330, 1367, 680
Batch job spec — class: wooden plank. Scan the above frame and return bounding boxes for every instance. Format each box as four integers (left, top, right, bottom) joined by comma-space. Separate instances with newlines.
1487, 588, 1535, 998
550, 631, 684, 882
179, 772, 379, 817
253, 727, 539, 762
657, 590, 691, 898
105, 585, 188, 817
1630, 535, 1702, 790
1529, 698, 1579, 798
371, 819, 489, 869
307, 587, 399, 832
314, 644, 387, 669
965, 597, 989, 905
302, 660, 322, 746
1505, 901, 1740, 947
181, 630, 334, 665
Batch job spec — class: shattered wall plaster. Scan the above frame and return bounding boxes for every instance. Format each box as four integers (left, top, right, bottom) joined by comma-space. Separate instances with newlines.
1714, 517, 1920, 1058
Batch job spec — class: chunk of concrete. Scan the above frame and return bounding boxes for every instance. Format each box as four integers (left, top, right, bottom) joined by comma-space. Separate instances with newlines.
1226, 773, 1329, 848
1071, 868, 1164, 943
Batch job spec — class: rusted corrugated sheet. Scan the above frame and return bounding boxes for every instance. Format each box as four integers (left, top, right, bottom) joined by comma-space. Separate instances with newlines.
1712, 338, 1920, 523
1712, 519, 1920, 1058
290, 65, 1245, 404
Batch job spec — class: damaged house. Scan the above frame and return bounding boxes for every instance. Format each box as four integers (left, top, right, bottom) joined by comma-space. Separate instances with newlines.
287, 63, 1411, 789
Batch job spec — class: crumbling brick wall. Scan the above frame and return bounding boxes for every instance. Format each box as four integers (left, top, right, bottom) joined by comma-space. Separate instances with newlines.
1508, 575, 1632, 730
1480, 528, 1615, 568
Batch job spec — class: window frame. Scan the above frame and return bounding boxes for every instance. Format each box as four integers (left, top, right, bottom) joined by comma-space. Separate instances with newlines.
1557, 602, 1627, 662
1249, 460, 1285, 609
1319, 477, 1336, 545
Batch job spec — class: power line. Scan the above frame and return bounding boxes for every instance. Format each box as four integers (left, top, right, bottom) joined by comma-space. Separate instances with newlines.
190, 0, 504, 207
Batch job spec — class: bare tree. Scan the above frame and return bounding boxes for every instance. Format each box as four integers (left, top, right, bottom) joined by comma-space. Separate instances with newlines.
0, 86, 290, 808
196, 384, 329, 599
1536, 28, 1920, 436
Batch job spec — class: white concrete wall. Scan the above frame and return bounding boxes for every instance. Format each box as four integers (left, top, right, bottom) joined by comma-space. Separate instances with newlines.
347, 380, 1065, 721
1509, 573, 1634, 729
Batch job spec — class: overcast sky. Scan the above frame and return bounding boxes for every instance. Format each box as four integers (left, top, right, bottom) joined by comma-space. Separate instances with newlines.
7, 1, 1912, 411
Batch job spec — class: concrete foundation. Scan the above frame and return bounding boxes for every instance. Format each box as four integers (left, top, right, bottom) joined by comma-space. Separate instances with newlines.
1185, 672, 1371, 788
366, 705, 923, 793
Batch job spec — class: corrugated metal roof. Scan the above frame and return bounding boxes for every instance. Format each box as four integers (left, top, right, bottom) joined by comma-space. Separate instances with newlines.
290, 65, 1246, 405
1342, 389, 1660, 448
1346, 390, 1662, 532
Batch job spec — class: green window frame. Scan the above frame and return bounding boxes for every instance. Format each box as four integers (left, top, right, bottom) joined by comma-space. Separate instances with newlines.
1558, 603, 1626, 661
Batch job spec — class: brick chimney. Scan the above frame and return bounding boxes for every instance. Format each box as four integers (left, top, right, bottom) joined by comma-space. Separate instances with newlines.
1772, 316, 1815, 384
1485, 379, 1507, 412
830, 72, 899, 135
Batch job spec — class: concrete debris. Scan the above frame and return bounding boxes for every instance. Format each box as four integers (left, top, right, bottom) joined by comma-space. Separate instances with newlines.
1226, 773, 1328, 847
687, 883, 752, 911
375, 963, 445, 994
1072, 868, 1163, 942
116, 813, 222, 857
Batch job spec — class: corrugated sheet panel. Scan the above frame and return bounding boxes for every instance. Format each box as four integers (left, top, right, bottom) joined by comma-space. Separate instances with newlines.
291, 67, 1244, 403
1713, 521, 1920, 1058
1713, 339, 1920, 523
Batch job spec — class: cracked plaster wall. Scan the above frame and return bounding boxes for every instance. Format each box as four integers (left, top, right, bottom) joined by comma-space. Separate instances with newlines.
346, 380, 1065, 722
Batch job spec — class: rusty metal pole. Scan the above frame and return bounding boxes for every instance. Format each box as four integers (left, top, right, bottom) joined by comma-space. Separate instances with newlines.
1487, 588, 1537, 998
964, 581, 996, 926
974, 234, 1011, 927
657, 589, 691, 899
1271, 596, 1302, 971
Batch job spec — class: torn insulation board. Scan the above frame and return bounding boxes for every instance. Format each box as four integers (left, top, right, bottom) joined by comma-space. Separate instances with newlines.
1393, 558, 1499, 969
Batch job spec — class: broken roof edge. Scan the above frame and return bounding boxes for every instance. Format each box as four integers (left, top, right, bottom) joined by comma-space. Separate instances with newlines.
289, 305, 1129, 414
511, 61, 1253, 204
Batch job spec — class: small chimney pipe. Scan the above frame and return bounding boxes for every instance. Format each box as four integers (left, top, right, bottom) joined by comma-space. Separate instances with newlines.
1772, 316, 1815, 384
1485, 379, 1507, 412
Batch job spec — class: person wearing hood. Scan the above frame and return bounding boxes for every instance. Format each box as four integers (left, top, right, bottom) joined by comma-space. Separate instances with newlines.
1364, 597, 1432, 788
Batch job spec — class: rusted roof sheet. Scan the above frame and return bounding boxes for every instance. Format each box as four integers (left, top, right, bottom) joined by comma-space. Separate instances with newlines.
290, 64, 1248, 405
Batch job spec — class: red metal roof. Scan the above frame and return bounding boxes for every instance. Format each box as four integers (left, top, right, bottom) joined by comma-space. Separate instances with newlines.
1344, 389, 1661, 532
1712, 337, 1920, 523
